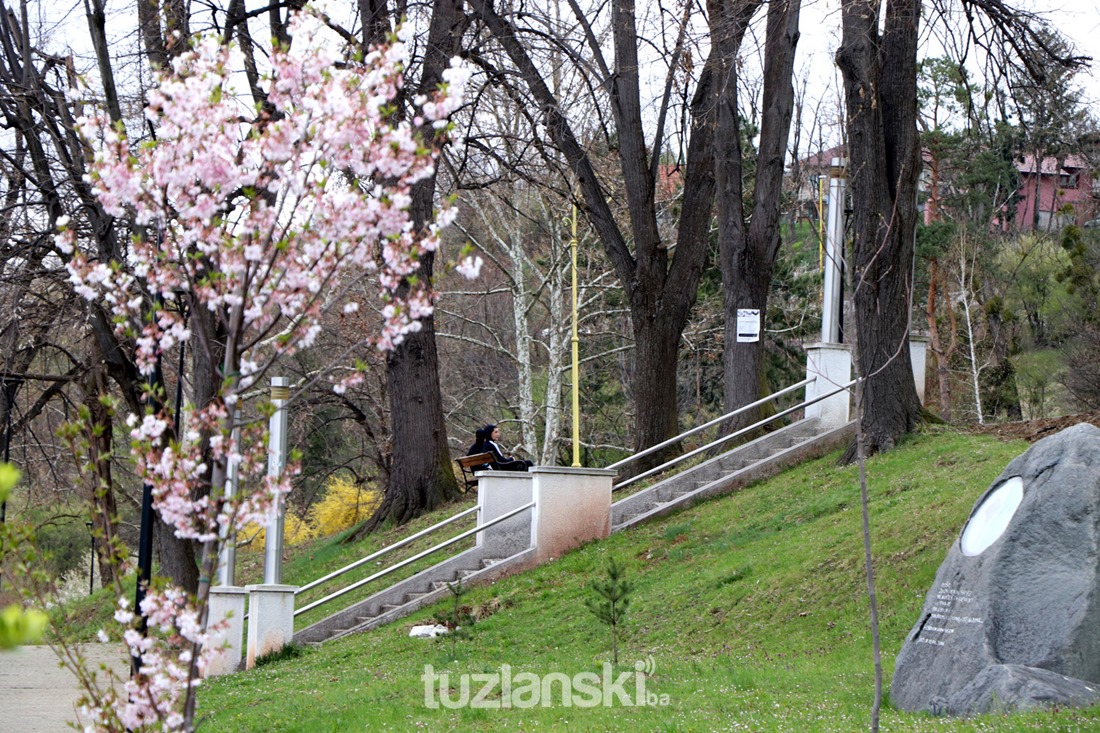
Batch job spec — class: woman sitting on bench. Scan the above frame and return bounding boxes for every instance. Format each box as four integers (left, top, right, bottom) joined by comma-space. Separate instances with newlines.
467, 424, 532, 471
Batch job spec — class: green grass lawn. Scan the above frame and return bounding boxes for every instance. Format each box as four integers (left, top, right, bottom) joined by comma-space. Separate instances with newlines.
197, 428, 1100, 732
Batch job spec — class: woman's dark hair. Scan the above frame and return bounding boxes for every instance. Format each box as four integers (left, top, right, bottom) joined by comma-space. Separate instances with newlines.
482, 423, 497, 437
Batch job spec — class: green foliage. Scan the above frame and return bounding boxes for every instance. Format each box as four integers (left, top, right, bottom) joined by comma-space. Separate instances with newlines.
1059, 224, 1100, 321
0, 463, 18, 503
585, 556, 632, 664
1013, 350, 1065, 419
253, 643, 304, 667
0, 603, 47, 650
25, 508, 92, 581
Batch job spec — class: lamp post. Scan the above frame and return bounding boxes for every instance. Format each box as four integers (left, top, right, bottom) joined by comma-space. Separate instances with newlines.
263, 378, 290, 585
822, 157, 847, 344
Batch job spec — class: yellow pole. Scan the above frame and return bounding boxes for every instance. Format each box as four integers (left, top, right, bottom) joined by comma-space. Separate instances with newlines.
571, 204, 581, 467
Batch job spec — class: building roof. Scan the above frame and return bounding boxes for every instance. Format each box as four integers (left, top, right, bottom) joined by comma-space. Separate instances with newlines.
1015, 153, 1092, 175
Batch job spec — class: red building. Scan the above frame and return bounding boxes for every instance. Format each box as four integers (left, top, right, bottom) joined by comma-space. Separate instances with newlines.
1013, 153, 1099, 231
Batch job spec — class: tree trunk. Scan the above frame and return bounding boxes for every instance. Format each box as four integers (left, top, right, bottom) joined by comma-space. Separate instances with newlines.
714, 0, 800, 432
80, 366, 124, 590
836, 0, 923, 457
540, 226, 567, 465
356, 0, 465, 533
925, 257, 953, 421
629, 314, 683, 462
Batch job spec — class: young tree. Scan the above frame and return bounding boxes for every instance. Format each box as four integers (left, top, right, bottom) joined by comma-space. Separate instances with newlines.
53, 14, 469, 730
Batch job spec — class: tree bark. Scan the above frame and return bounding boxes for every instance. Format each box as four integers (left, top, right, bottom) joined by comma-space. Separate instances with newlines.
836, 0, 923, 457
714, 0, 801, 431
356, 0, 466, 533
80, 365, 124, 590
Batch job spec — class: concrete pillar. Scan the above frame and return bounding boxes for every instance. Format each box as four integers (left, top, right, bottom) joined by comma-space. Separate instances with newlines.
245, 584, 296, 669
476, 471, 534, 556
910, 334, 929, 406
206, 586, 248, 676
529, 467, 615, 565
805, 343, 853, 428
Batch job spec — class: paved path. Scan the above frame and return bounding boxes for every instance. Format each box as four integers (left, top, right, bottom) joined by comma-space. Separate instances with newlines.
0, 644, 129, 732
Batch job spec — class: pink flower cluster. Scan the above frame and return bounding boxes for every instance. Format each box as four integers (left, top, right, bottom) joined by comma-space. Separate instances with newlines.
64, 11, 471, 379
60, 10, 472, 731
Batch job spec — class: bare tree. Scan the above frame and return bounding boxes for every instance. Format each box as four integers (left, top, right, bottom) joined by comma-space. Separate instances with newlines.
715, 0, 803, 431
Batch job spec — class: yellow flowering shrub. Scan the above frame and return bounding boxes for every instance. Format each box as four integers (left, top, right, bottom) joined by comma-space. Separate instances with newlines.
238, 508, 315, 552
308, 475, 381, 538
237, 475, 379, 551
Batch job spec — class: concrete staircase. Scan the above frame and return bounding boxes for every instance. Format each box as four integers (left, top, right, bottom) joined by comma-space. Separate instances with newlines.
291, 419, 854, 648
294, 544, 536, 646
611, 417, 855, 532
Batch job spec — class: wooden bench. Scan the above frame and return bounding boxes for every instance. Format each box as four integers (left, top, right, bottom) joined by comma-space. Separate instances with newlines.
455, 452, 493, 493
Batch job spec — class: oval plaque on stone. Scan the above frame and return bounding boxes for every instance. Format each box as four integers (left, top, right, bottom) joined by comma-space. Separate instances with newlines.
891, 423, 1100, 716
959, 475, 1023, 557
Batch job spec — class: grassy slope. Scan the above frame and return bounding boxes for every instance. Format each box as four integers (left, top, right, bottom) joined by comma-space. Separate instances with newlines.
198, 429, 1100, 732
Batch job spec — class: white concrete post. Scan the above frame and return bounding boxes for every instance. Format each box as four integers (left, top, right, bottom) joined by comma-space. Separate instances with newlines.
805, 343, 853, 428
909, 334, 929, 406
264, 378, 290, 585
529, 467, 615, 565
246, 379, 296, 669
206, 586, 248, 676
476, 471, 535, 556
245, 584, 296, 669
822, 158, 847, 344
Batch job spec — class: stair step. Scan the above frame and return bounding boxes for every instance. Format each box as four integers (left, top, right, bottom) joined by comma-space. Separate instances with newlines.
405, 592, 428, 603
380, 604, 402, 613
482, 558, 503, 568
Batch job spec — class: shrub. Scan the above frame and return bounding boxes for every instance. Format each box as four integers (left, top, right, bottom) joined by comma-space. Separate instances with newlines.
308, 475, 381, 537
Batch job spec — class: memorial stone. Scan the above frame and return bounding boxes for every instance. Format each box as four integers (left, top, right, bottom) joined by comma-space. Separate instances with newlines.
891, 423, 1100, 715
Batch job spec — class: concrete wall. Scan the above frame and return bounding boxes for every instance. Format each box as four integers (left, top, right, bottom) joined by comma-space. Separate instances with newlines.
476, 471, 534, 556
245, 584, 295, 669
530, 466, 615, 564
805, 343, 852, 427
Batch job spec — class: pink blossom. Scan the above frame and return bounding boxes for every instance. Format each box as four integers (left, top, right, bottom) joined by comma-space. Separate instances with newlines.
64, 8, 474, 731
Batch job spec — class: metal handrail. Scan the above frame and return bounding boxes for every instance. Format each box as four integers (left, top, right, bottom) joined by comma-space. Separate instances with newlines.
606, 377, 815, 471
614, 379, 856, 491
294, 500, 535, 618
295, 505, 479, 597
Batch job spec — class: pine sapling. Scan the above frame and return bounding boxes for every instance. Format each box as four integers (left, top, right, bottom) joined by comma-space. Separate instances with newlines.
433, 579, 475, 661
586, 556, 632, 664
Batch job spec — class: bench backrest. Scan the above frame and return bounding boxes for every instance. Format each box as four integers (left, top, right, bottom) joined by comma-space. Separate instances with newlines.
455, 452, 493, 491
457, 452, 493, 469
